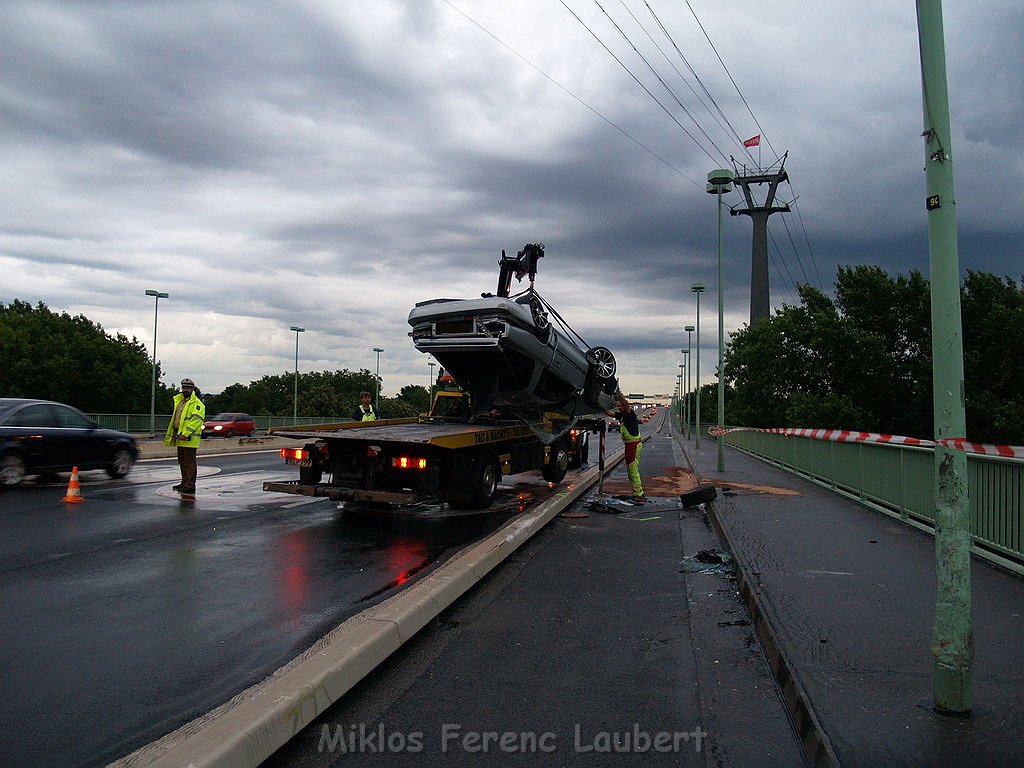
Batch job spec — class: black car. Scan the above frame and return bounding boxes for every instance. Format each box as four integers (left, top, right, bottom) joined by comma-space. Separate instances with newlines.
0, 398, 139, 487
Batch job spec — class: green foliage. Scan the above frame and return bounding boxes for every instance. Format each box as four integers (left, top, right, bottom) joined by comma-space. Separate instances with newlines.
961, 271, 1024, 444
0, 299, 171, 412
377, 397, 419, 419
205, 368, 380, 418
397, 384, 431, 413
724, 267, 1024, 445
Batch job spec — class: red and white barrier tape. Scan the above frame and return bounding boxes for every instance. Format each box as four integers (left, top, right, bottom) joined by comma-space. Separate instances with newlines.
708, 426, 1024, 459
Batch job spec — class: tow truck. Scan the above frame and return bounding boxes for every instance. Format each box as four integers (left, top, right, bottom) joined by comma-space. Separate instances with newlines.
262, 386, 602, 510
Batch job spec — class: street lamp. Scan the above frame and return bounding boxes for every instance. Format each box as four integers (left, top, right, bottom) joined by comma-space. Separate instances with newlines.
708, 168, 734, 471
145, 289, 168, 436
428, 360, 436, 408
373, 347, 384, 411
678, 363, 684, 431
290, 326, 304, 421
691, 285, 705, 448
684, 324, 695, 443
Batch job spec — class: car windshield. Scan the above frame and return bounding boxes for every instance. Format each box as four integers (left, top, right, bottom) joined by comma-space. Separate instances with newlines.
210, 413, 236, 421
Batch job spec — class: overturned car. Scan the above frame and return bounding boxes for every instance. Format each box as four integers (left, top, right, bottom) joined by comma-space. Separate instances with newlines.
408, 244, 619, 418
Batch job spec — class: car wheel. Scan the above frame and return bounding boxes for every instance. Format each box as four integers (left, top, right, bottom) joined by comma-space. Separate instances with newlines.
529, 296, 551, 342
541, 441, 569, 484
0, 454, 27, 487
587, 346, 616, 380
107, 448, 135, 479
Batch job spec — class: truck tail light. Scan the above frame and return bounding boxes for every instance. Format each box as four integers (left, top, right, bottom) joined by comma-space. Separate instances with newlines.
280, 447, 309, 461
393, 456, 428, 470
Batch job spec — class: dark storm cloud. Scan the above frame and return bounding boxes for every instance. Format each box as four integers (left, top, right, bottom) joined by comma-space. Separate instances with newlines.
0, 0, 1019, 395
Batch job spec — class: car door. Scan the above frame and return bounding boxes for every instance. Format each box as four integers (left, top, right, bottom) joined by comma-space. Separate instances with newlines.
5, 403, 62, 472
51, 404, 105, 470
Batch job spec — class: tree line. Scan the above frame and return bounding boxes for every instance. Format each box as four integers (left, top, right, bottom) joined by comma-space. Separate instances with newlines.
691, 266, 1022, 445
5, 266, 1022, 444
204, 370, 430, 420
0, 299, 429, 418
0, 299, 173, 413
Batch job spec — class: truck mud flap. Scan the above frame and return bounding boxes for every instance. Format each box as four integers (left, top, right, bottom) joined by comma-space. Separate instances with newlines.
263, 481, 419, 505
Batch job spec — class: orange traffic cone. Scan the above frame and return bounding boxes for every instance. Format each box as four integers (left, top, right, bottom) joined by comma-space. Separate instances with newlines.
62, 466, 84, 503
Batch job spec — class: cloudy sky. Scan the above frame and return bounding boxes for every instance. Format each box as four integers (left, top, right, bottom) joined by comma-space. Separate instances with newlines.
2, 0, 1020, 401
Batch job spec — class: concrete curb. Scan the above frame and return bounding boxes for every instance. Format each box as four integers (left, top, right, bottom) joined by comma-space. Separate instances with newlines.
703, 477, 841, 768
110, 447, 627, 768
137, 436, 295, 460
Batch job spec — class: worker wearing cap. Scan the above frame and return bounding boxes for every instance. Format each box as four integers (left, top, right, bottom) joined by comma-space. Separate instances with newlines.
164, 377, 205, 494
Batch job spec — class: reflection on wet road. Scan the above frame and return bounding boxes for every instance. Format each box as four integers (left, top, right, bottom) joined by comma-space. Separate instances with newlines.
0, 452, 562, 768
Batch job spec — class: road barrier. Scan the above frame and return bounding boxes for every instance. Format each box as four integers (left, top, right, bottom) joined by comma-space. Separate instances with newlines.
717, 426, 1024, 575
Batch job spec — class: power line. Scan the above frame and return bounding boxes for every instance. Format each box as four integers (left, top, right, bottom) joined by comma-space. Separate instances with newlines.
441, 0, 703, 189
683, 0, 778, 161
562, 0, 721, 166
642, 0, 757, 164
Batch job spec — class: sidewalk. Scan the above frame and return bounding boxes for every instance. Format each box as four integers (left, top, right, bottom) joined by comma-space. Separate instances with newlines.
687, 432, 1024, 767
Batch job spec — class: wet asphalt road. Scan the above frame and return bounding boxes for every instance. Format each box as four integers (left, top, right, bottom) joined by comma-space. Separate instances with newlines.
263, 418, 805, 768
0, 450, 531, 768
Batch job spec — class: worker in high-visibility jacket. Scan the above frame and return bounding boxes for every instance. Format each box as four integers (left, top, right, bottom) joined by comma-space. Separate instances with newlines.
164, 377, 205, 494
608, 391, 645, 503
351, 390, 377, 421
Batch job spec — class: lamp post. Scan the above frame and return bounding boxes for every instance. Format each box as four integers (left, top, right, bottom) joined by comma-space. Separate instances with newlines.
684, 325, 694, 441
681, 349, 689, 438
708, 168, 734, 471
373, 347, 384, 411
145, 289, 168, 436
290, 326, 304, 421
678, 364, 684, 432
428, 360, 436, 407
691, 285, 705, 448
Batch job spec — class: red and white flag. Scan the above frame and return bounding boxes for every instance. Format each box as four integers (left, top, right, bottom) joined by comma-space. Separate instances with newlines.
742, 134, 761, 148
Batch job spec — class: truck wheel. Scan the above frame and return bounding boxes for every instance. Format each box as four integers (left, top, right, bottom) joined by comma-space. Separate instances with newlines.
541, 442, 569, 483
471, 455, 499, 508
449, 454, 499, 509
299, 465, 322, 484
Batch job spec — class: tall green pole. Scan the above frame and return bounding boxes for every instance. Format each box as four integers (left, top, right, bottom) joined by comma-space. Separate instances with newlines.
678, 364, 684, 430
685, 327, 693, 441
290, 326, 304, 422
917, 0, 972, 714
717, 189, 725, 471
708, 169, 733, 472
691, 284, 705, 448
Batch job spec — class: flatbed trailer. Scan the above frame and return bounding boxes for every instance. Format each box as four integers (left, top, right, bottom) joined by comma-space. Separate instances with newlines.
262, 411, 603, 509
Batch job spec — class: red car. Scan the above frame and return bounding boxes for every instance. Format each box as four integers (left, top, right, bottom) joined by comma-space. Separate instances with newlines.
202, 412, 256, 438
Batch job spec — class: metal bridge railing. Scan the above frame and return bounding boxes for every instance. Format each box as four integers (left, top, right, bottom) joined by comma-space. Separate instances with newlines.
89, 413, 351, 435
722, 429, 1024, 576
